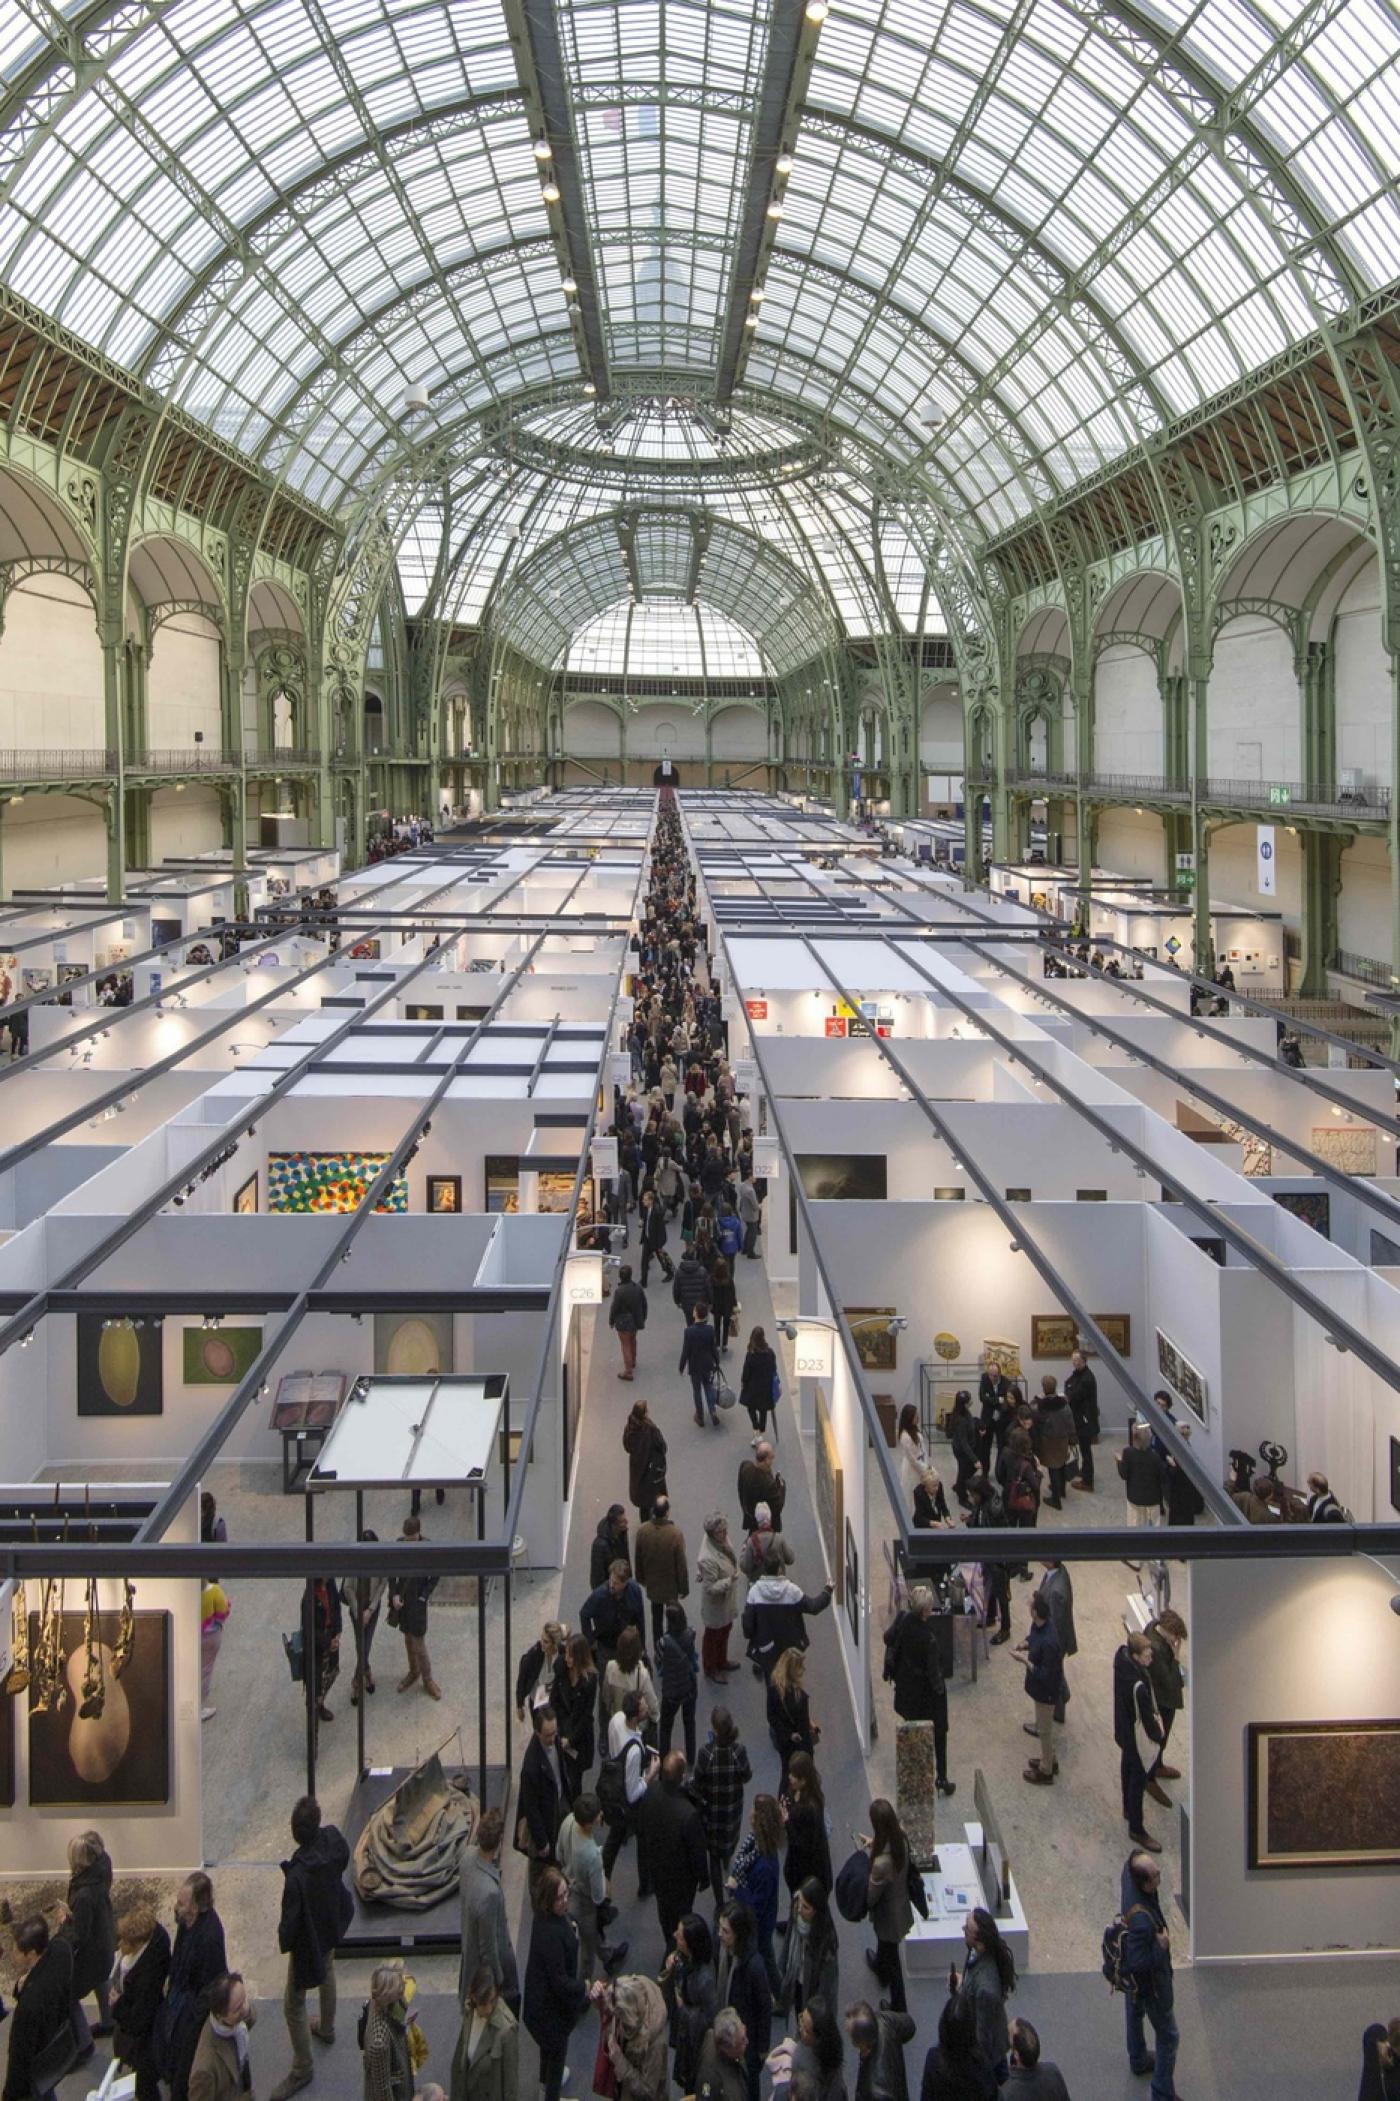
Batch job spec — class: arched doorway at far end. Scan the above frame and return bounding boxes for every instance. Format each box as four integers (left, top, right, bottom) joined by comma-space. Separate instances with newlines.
653, 759, 680, 786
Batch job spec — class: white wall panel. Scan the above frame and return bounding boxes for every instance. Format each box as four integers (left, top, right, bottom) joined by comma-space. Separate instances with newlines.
1333, 560, 1390, 788
0, 576, 104, 748
146, 618, 222, 747
1206, 615, 1299, 784
1092, 644, 1162, 774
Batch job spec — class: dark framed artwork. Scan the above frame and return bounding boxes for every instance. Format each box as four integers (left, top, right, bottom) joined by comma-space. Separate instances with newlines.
78, 1316, 163, 1417
233, 1173, 258, 1215
844, 1518, 860, 1647
814, 1392, 844, 1604
0, 1690, 13, 1809
405, 1003, 444, 1021
1247, 1721, 1400, 1868
1005, 1186, 1032, 1202
791, 1153, 890, 1255
182, 1327, 262, 1385
1032, 1313, 1131, 1359
1076, 1189, 1108, 1201
485, 1155, 520, 1214
426, 1175, 462, 1214
932, 1186, 966, 1202
1271, 1189, 1331, 1240
846, 1308, 897, 1373
1390, 1436, 1400, 1517
374, 1311, 454, 1376
28, 1609, 171, 1806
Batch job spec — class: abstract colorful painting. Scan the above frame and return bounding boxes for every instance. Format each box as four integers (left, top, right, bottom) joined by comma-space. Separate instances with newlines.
267, 1151, 409, 1213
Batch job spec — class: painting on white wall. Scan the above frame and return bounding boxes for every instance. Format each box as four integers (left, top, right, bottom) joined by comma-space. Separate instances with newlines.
1311, 1124, 1378, 1177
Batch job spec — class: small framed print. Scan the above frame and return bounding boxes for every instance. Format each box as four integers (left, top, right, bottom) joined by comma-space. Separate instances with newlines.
427, 1175, 462, 1214
233, 1173, 258, 1215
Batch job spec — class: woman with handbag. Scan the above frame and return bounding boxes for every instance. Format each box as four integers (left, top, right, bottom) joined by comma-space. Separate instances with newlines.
622, 1401, 668, 1518
709, 1257, 738, 1356
739, 1327, 780, 1437
110, 1903, 172, 2101
780, 1754, 832, 1907
550, 1632, 599, 1789
861, 1798, 915, 2016
660, 1912, 717, 2096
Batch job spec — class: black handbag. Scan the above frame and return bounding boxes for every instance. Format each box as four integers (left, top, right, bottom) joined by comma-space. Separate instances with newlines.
31, 2012, 82, 2093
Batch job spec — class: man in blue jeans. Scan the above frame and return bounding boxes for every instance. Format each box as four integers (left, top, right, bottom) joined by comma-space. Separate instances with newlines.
1120, 1849, 1181, 2099
679, 1297, 720, 1426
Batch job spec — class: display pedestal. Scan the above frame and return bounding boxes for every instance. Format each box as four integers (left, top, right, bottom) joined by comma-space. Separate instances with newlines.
340, 1762, 511, 1953
905, 1821, 1030, 1974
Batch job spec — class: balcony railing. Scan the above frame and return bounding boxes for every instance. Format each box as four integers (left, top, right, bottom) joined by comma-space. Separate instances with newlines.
0, 746, 322, 784
1330, 950, 1393, 988
0, 747, 114, 780
1002, 768, 1391, 819
126, 747, 243, 773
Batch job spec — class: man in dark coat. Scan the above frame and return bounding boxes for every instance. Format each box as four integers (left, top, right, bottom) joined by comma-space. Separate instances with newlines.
609, 1264, 647, 1381
516, 1704, 576, 1903
741, 1555, 833, 1681
679, 1302, 721, 1428
672, 1251, 711, 1323
737, 1443, 785, 1531
635, 1750, 709, 1945
589, 1504, 631, 1590
1118, 1850, 1179, 2100
1112, 1636, 1165, 1851
1034, 1560, 1076, 1727
639, 1189, 672, 1286
846, 1999, 915, 2101
272, 1795, 353, 2099
883, 1584, 954, 1795
976, 1359, 1012, 1472
1064, 1349, 1099, 1491
3, 1916, 76, 2101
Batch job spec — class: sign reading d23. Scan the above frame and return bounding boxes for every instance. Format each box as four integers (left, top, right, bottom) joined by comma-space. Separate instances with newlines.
792, 1325, 834, 1379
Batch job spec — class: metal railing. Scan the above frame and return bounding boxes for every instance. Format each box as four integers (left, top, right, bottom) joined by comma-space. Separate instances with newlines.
1330, 949, 1393, 988
126, 747, 242, 773
1001, 767, 1391, 819
244, 747, 319, 769
0, 746, 323, 784
0, 747, 115, 779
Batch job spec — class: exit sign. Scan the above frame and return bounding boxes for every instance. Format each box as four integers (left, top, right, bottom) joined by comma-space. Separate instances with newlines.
1268, 784, 1291, 807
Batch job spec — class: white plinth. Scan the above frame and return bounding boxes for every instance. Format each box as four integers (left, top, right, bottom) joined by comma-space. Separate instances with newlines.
905, 1821, 1030, 1974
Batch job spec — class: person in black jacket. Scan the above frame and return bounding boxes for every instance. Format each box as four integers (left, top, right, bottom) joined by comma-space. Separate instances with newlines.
161, 1873, 227, 2101
272, 1794, 353, 2099
639, 1188, 672, 1287
622, 1400, 668, 1516
390, 1514, 441, 1699
742, 1557, 834, 1682
1064, 1351, 1099, 1491
609, 1263, 648, 1381
884, 1586, 956, 1796
976, 1360, 1012, 1472
1359, 2017, 1400, 2101
515, 1619, 568, 1723
3, 1916, 76, 2101
308, 1576, 341, 1725
57, 1828, 115, 2046
1113, 1636, 1165, 1851
589, 1504, 631, 1589
739, 1326, 779, 1436
522, 1867, 588, 2101
110, 1903, 172, 2101
517, 1704, 576, 1903
717, 1901, 772, 2101
637, 1749, 710, 1946
679, 1301, 721, 1428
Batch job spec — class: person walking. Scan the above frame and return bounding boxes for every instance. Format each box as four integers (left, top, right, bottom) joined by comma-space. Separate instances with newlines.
739, 1326, 780, 1437
517, 1705, 576, 1904
737, 1442, 786, 1531
1016, 1593, 1063, 1786
457, 1809, 518, 2015
672, 1248, 711, 1324
862, 1798, 915, 2016
946, 1391, 980, 1507
657, 1603, 701, 1765
272, 1794, 353, 2099
589, 1505, 631, 1589
950, 1909, 1016, 2082
1033, 1561, 1076, 1728
742, 1554, 834, 1683
390, 1517, 441, 1701
767, 1647, 818, 1795
710, 1256, 738, 1355
200, 1576, 230, 1721
633, 1495, 690, 1650
163, 1873, 228, 2101
660, 1914, 718, 2098
1118, 1425, 1167, 1526
1143, 1609, 1187, 1808
639, 1188, 672, 1287
737, 1173, 763, 1258
697, 1510, 744, 1680
522, 1868, 589, 2101
1064, 1350, 1098, 1492
1113, 1633, 1166, 1850
638, 1749, 710, 1948
609, 1264, 648, 1382
622, 1400, 669, 1518
582, 1560, 648, 1717
551, 1631, 599, 1794
555, 1792, 628, 1983
110, 1902, 172, 2101
600, 1626, 657, 1737
680, 1298, 722, 1427
884, 1585, 956, 1797
600, 1689, 657, 1898
693, 1705, 754, 1907
56, 1828, 115, 2047
359, 1962, 443, 2101
448, 1966, 519, 2101
1118, 1850, 1180, 2101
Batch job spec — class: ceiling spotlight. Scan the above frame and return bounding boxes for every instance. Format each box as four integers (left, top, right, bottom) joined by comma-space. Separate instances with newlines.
806, 0, 830, 18
534, 139, 553, 161
561, 276, 578, 293
775, 153, 794, 175
749, 288, 765, 304
744, 313, 759, 329
583, 381, 597, 396
766, 199, 785, 219
542, 180, 561, 203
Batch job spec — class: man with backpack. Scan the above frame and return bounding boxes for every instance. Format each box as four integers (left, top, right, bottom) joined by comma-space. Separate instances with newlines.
1106, 1851, 1181, 2101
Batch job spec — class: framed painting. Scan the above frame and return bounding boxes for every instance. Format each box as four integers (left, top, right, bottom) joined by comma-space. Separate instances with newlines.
1311, 1125, 1378, 1177
814, 1391, 844, 1604
268, 1151, 409, 1213
1005, 1187, 1032, 1202
374, 1311, 454, 1376
1032, 1314, 1079, 1360
1176, 1357, 1208, 1423
932, 1186, 966, 1202
1272, 1189, 1331, 1240
182, 1326, 262, 1385
405, 1003, 444, 1021
233, 1172, 258, 1215
1096, 1314, 1132, 1356
1247, 1721, 1400, 1868
28, 1609, 171, 1806
77, 1316, 163, 1417
485, 1155, 520, 1213
1075, 1188, 1108, 1201
846, 1309, 897, 1373
426, 1175, 462, 1214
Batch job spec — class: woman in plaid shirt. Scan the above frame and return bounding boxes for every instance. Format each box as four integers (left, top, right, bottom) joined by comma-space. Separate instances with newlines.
692, 1704, 753, 1908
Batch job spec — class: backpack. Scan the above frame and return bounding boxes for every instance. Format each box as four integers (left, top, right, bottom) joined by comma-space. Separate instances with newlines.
1101, 1904, 1152, 1997
597, 1735, 642, 1827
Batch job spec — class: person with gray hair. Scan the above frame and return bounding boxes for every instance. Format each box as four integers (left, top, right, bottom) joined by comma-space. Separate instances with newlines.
740, 1502, 793, 1580
694, 2007, 751, 2101
697, 1510, 744, 1680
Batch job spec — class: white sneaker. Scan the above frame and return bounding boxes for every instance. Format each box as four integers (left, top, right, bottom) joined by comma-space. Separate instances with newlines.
201, 1706, 217, 1721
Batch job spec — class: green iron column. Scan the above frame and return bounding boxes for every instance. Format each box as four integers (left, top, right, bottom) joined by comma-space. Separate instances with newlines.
1298, 829, 1343, 998
100, 635, 128, 901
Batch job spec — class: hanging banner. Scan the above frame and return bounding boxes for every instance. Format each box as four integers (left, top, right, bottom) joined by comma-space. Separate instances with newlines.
1256, 824, 1276, 897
